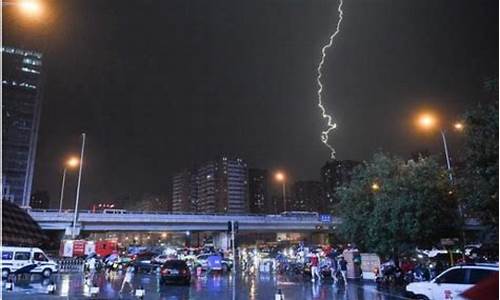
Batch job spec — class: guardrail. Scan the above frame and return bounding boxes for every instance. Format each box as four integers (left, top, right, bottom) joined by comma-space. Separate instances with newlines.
28, 209, 319, 217
56, 258, 85, 273
28, 209, 326, 221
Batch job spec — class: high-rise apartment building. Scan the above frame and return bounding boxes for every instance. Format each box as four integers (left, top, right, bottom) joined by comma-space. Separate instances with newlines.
172, 169, 198, 212
290, 181, 325, 212
2, 46, 43, 207
248, 169, 269, 214
172, 156, 248, 214
321, 159, 360, 212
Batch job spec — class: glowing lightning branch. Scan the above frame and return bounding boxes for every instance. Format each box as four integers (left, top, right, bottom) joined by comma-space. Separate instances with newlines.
316, 0, 344, 159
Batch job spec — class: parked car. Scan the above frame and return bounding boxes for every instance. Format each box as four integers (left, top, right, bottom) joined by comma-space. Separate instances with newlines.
406, 263, 498, 300
195, 254, 232, 272
2, 246, 59, 278
152, 254, 171, 265
160, 260, 191, 285
131, 251, 157, 263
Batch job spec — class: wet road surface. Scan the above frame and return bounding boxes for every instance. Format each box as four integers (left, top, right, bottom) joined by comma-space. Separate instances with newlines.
2, 271, 411, 300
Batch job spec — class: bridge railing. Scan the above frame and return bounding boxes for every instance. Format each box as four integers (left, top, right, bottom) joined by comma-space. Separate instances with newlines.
28, 209, 325, 219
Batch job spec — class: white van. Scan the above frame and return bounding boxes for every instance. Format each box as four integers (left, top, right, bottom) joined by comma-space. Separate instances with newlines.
1, 246, 59, 278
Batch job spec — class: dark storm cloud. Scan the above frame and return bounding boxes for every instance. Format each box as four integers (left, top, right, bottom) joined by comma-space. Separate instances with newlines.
3, 0, 497, 207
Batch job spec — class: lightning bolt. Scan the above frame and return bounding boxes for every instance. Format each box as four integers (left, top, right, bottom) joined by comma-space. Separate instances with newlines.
316, 0, 344, 159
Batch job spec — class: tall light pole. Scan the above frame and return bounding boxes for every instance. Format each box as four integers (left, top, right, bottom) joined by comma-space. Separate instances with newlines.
416, 113, 463, 181
439, 130, 453, 182
72, 133, 86, 238
275, 172, 286, 212
416, 113, 466, 258
58, 157, 79, 213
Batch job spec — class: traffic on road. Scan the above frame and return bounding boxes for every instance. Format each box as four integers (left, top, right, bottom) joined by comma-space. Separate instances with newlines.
2, 241, 498, 299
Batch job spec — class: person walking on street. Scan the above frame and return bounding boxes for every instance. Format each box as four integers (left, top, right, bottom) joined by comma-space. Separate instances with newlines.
310, 253, 321, 282
329, 254, 338, 284
85, 255, 97, 286
120, 264, 135, 294
339, 256, 348, 286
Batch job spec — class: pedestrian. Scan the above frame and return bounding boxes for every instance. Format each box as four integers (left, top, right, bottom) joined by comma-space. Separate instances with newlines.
120, 264, 135, 294
310, 253, 320, 282
329, 255, 338, 284
338, 256, 348, 286
86, 255, 97, 286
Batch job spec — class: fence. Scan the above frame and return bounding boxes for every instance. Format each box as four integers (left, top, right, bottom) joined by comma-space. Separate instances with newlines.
57, 258, 85, 273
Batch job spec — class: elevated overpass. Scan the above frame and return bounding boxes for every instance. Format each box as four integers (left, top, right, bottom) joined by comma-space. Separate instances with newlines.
28, 210, 340, 233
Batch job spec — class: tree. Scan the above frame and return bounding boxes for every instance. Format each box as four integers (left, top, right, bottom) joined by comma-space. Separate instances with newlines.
457, 100, 499, 231
337, 152, 458, 257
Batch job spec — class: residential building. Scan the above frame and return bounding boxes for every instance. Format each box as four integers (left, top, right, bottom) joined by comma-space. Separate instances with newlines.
248, 169, 269, 214
290, 181, 325, 212
30, 190, 50, 209
172, 169, 198, 212
172, 156, 248, 214
321, 159, 360, 212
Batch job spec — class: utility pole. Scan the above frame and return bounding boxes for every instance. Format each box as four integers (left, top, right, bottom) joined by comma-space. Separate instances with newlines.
231, 220, 236, 274
72, 133, 86, 238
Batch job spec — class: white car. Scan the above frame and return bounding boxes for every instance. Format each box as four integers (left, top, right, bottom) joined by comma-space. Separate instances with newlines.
152, 255, 170, 265
2, 246, 59, 278
406, 264, 498, 300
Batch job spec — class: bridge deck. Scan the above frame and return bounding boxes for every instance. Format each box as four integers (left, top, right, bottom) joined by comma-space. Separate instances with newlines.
29, 210, 340, 232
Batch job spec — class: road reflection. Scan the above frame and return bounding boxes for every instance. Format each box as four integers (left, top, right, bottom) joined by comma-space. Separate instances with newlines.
2, 271, 408, 300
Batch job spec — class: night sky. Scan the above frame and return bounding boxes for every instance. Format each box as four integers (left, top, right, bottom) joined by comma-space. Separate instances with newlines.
3, 0, 498, 208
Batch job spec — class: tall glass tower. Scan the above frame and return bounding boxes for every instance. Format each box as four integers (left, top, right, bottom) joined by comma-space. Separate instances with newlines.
2, 46, 43, 207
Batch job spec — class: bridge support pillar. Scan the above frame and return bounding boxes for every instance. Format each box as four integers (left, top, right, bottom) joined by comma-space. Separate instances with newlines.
213, 232, 230, 251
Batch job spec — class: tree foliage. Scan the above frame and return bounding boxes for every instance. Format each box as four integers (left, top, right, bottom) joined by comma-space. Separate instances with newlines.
457, 100, 499, 230
337, 152, 458, 257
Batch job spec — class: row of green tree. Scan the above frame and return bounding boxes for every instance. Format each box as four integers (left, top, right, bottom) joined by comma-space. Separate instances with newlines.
337, 100, 498, 257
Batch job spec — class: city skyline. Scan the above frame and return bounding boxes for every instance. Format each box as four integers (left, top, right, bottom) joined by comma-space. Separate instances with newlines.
3, 0, 497, 208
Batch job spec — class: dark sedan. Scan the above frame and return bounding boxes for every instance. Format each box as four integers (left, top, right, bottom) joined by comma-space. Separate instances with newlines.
160, 260, 191, 285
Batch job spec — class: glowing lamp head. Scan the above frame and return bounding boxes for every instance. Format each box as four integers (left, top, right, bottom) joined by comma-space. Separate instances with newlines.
18, 0, 43, 16
454, 122, 464, 131
275, 172, 285, 182
371, 183, 380, 191
417, 113, 437, 130
66, 157, 79, 168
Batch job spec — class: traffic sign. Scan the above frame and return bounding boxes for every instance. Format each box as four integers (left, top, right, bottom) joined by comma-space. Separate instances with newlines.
319, 214, 332, 223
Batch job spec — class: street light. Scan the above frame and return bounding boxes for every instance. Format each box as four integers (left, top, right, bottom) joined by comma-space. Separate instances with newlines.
453, 122, 464, 131
416, 112, 453, 181
416, 113, 437, 130
371, 183, 380, 192
18, 0, 42, 15
58, 156, 79, 213
3, 0, 43, 18
415, 112, 466, 259
72, 133, 86, 238
275, 171, 287, 212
